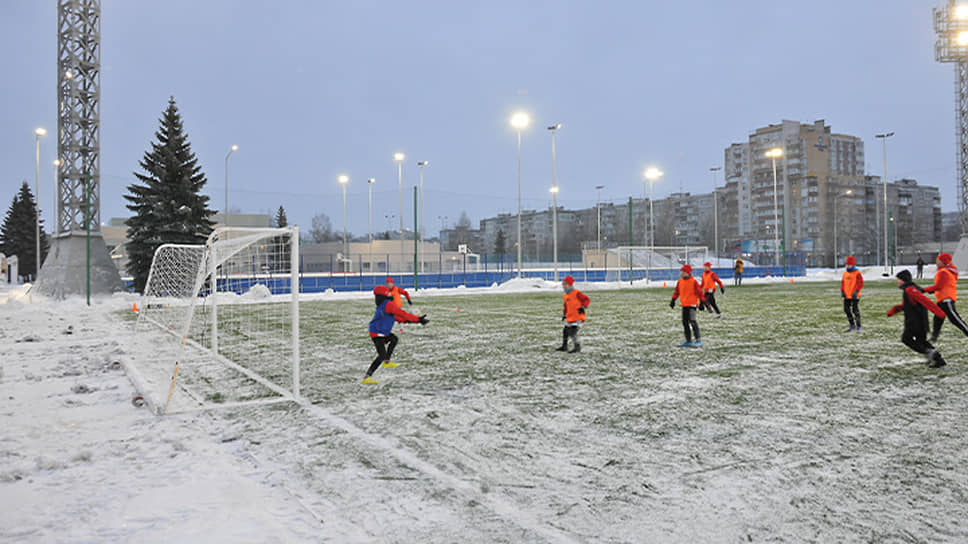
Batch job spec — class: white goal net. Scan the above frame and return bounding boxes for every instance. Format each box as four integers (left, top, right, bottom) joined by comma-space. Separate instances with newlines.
136, 227, 300, 414
604, 246, 709, 282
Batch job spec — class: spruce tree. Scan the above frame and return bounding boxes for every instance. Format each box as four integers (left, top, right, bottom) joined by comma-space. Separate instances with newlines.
124, 97, 215, 293
274, 205, 288, 228
494, 228, 506, 258
0, 182, 49, 281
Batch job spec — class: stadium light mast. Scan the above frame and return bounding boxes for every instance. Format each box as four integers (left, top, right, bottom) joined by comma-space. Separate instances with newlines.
766, 147, 783, 270
417, 161, 429, 274
33, 127, 47, 281
368, 178, 376, 271
393, 152, 405, 272
710, 166, 722, 261
935, 1, 968, 242
548, 123, 561, 282
875, 132, 894, 275
596, 185, 605, 255
224, 144, 238, 228
338, 174, 349, 269
644, 167, 663, 282
510, 111, 530, 278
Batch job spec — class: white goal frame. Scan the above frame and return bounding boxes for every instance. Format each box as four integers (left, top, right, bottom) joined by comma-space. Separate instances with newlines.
137, 226, 300, 414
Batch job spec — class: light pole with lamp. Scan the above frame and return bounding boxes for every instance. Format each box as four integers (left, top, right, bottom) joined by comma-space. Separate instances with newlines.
766, 147, 783, 270
367, 178, 375, 274
875, 132, 894, 275
596, 185, 605, 255
34, 127, 47, 280
644, 167, 663, 282
710, 166, 722, 261
510, 112, 530, 278
338, 174, 349, 271
224, 144, 238, 228
548, 123, 561, 282
416, 161, 429, 273
393, 152, 405, 273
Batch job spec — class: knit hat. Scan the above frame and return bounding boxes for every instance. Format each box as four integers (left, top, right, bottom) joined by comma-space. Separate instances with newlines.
562, 275, 575, 286
385, 277, 395, 284
681, 264, 693, 274
845, 256, 856, 267
896, 269, 913, 283
373, 286, 390, 296
703, 262, 712, 267
939, 253, 953, 265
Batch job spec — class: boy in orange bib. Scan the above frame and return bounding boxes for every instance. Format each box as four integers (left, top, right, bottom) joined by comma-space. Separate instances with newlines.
556, 275, 590, 353
700, 262, 725, 317
841, 256, 864, 332
671, 265, 706, 347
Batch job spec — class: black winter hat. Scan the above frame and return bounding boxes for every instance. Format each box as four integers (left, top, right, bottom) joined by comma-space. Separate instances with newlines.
896, 269, 913, 283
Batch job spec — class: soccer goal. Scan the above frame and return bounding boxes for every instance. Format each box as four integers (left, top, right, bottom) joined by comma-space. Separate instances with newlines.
136, 227, 300, 414
604, 246, 709, 283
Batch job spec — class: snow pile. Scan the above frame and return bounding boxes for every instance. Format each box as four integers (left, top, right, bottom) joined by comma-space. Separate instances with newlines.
241, 283, 272, 300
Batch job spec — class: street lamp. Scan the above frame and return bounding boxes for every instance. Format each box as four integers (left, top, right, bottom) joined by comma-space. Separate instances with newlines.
644, 167, 663, 282
416, 161, 429, 273
34, 127, 47, 280
52, 159, 61, 238
766, 147, 783, 270
710, 166, 722, 261
596, 185, 605, 255
368, 178, 375, 273
875, 132, 894, 275
393, 152, 405, 272
225, 144, 238, 228
338, 174, 349, 269
833, 188, 853, 267
510, 111, 530, 278
548, 123, 561, 281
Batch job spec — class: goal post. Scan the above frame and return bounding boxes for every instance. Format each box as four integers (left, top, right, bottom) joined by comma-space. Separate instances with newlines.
604, 246, 709, 283
137, 226, 300, 414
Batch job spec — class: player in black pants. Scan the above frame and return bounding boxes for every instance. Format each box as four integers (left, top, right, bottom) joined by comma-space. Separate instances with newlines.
887, 270, 947, 368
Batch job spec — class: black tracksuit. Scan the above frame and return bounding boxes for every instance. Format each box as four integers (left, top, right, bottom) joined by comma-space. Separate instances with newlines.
888, 281, 946, 364
367, 334, 398, 377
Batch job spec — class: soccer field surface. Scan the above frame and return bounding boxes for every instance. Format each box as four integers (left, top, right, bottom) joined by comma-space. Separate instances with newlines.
184, 280, 968, 541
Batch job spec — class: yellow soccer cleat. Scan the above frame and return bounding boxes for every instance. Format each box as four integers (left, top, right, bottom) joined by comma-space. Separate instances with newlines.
361, 376, 379, 385
382, 361, 399, 368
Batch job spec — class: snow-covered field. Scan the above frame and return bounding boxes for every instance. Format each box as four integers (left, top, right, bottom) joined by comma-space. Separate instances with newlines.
3, 270, 968, 543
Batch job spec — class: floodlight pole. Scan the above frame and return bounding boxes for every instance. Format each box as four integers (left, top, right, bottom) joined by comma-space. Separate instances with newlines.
710, 166, 722, 262
875, 132, 894, 274
548, 123, 561, 282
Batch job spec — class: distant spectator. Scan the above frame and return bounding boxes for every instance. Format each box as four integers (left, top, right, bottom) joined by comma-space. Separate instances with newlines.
734, 257, 744, 286
916, 255, 925, 279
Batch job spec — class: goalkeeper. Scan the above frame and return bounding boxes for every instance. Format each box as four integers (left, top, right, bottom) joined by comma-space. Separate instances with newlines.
363, 286, 428, 384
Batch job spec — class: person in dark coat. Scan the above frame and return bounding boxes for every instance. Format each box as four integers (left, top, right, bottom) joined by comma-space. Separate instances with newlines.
916, 255, 925, 279
887, 270, 947, 368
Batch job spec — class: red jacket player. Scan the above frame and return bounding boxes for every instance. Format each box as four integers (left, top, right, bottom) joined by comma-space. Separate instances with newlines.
700, 262, 725, 317
363, 286, 427, 384
887, 270, 947, 368
556, 275, 590, 353
670, 265, 706, 347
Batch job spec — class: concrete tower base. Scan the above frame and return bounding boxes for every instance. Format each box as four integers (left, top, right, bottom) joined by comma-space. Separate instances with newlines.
34, 233, 125, 298
952, 234, 968, 272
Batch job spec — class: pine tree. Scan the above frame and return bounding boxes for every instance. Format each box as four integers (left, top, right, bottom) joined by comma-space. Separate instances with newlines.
124, 97, 215, 293
494, 228, 506, 257
274, 205, 288, 228
0, 182, 49, 281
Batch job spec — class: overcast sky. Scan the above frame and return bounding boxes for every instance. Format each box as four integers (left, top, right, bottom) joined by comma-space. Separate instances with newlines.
0, 0, 957, 237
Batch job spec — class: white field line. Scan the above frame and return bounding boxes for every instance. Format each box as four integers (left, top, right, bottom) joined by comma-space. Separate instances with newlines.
129, 315, 579, 544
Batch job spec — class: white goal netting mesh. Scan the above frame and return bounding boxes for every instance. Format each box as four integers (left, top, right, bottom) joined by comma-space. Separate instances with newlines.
604, 246, 709, 282
136, 227, 300, 414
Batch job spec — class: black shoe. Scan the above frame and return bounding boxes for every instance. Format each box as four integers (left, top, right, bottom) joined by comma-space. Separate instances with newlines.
555, 345, 568, 352
930, 334, 939, 344
569, 344, 581, 353
928, 352, 947, 368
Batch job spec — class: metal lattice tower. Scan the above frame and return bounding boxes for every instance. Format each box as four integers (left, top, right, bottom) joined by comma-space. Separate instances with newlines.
57, 0, 101, 233
36, 0, 123, 296
935, 1, 968, 232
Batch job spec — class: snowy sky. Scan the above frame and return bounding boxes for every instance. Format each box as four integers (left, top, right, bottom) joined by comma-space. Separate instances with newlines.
0, 0, 957, 236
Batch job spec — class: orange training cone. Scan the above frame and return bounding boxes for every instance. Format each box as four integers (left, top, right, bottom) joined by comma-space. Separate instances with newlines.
132, 302, 139, 312
663, 282, 667, 288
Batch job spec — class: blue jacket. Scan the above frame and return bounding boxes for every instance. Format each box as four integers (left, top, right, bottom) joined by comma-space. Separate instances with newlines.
369, 299, 418, 336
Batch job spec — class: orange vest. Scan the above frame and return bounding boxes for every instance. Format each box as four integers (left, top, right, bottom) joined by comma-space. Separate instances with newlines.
702, 271, 721, 292
841, 269, 863, 298
390, 286, 405, 307
675, 277, 703, 307
932, 266, 958, 302
563, 290, 588, 322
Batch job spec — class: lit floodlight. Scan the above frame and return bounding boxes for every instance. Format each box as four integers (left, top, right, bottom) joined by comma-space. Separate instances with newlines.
393, 152, 405, 161
338, 175, 349, 184
510, 112, 530, 130
549, 186, 559, 193
35, 127, 47, 137
957, 4, 968, 19
644, 167, 663, 181
766, 147, 783, 158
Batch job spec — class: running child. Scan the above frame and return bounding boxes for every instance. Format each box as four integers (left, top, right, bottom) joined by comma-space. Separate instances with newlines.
887, 270, 947, 368
841, 256, 864, 332
556, 275, 590, 353
700, 262, 725, 317
384, 277, 412, 307
363, 286, 428, 384
670, 264, 706, 347
925, 252, 968, 342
